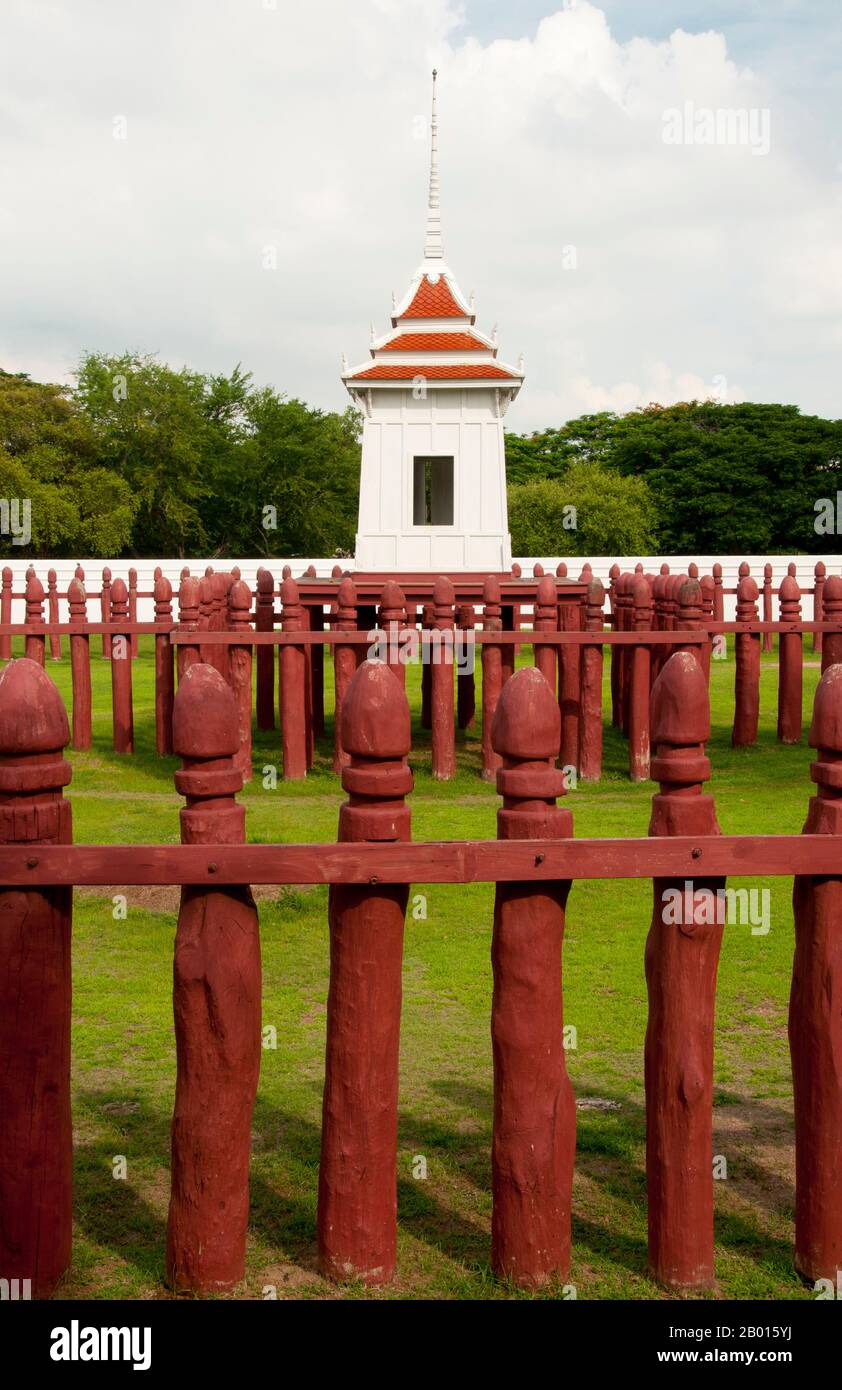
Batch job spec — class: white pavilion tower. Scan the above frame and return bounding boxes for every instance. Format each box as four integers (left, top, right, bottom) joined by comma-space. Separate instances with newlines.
342, 71, 524, 571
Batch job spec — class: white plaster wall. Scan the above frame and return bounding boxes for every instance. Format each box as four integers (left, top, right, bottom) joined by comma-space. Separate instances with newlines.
2, 554, 834, 624
355, 387, 511, 570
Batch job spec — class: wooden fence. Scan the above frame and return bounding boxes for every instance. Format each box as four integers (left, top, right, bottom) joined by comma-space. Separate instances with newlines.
1, 560, 840, 785
0, 650, 840, 1296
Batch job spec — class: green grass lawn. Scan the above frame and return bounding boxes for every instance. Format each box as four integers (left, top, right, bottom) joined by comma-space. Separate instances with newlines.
4, 634, 824, 1300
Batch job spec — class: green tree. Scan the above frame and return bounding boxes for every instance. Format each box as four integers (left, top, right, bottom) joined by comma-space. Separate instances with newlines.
507, 463, 657, 556
0, 369, 135, 557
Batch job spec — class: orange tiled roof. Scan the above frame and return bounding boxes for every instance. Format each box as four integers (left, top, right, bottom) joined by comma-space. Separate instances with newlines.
379, 331, 488, 352
398, 275, 466, 318
348, 362, 518, 381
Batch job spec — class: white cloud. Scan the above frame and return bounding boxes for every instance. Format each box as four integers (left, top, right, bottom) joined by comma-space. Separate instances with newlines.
0, 0, 837, 430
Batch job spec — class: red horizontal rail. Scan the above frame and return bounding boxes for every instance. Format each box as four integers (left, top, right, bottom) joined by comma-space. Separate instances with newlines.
1, 835, 840, 885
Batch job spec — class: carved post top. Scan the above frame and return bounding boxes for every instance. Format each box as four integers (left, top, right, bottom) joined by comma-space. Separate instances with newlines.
47, 568, 57, 587
229, 579, 251, 629
172, 664, 244, 843
154, 575, 173, 620
535, 573, 557, 624
822, 574, 842, 614
712, 563, 722, 580
491, 668, 569, 835
74, 562, 85, 581
433, 575, 455, 626
331, 564, 343, 579
336, 577, 358, 625
779, 572, 801, 618
815, 560, 827, 579
68, 576, 87, 621
633, 575, 654, 626
110, 576, 129, 619
154, 565, 162, 581
0, 659, 72, 842
102, 566, 112, 583
678, 576, 703, 626
585, 578, 605, 628
763, 562, 772, 581
281, 576, 303, 629
338, 660, 412, 842
379, 580, 406, 625
556, 561, 568, 578
649, 651, 711, 789
257, 568, 274, 599
2, 566, 12, 585
533, 561, 544, 577
806, 664, 842, 817
483, 574, 502, 623
688, 561, 699, 578
178, 575, 200, 625
736, 574, 759, 618
282, 564, 292, 579
738, 560, 750, 578
25, 572, 45, 618
510, 562, 521, 578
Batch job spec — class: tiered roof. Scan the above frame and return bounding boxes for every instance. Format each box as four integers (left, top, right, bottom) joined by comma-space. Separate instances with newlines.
342, 72, 523, 399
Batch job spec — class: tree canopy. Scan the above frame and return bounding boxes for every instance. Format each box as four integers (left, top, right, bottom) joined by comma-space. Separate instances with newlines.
2, 358, 840, 560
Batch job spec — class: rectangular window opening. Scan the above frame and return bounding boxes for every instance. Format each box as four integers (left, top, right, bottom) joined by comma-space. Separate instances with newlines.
413, 456, 454, 526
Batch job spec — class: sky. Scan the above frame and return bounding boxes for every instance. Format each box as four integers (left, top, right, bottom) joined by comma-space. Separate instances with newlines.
0, 0, 839, 432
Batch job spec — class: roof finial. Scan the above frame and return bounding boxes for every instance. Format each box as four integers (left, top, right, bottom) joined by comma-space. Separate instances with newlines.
424, 68, 443, 261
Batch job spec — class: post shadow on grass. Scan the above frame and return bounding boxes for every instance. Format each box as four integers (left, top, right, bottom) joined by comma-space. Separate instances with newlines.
72, 1087, 171, 1287
250, 1097, 493, 1274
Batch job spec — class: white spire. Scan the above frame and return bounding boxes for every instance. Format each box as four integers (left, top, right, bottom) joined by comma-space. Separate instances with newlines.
424, 68, 443, 260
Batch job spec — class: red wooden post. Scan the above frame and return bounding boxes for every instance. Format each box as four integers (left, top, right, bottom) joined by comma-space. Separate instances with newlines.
198, 575, 212, 665
100, 567, 111, 657
379, 580, 406, 687
47, 568, 61, 660
560, 579, 583, 770
110, 577, 133, 753
154, 576, 175, 756
280, 576, 307, 780
482, 575, 503, 781
166, 664, 261, 1292
608, 563, 621, 726
732, 573, 760, 747
490, 667, 574, 1285
790, 663, 842, 1282
762, 562, 773, 654
301, 600, 314, 769
456, 602, 476, 729
177, 576, 201, 682
68, 577, 92, 750
619, 572, 635, 735
645, 650, 723, 1289
699, 573, 714, 683
420, 603, 433, 729
629, 575, 652, 782
332, 578, 358, 773
676, 575, 703, 658
318, 661, 412, 1284
431, 575, 456, 780
712, 562, 724, 627
820, 574, 842, 672
0, 658, 73, 1297
578, 577, 604, 781
0, 566, 12, 660
777, 574, 802, 744
128, 566, 139, 658
813, 561, 825, 655
255, 568, 275, 731
212, 573, 228, 680
228, 579, 253, 782
25, 572, 46, 666
310, 603, 326, 739
533, 573, 557, 692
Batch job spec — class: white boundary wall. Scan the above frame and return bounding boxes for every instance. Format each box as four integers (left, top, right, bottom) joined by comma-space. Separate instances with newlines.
0, 555, 835, 624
